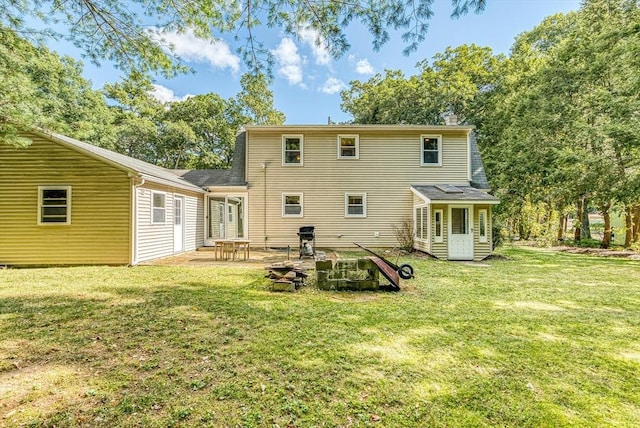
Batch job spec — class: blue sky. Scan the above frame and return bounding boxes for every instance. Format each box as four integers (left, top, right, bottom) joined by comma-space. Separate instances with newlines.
50, 0, 582, 124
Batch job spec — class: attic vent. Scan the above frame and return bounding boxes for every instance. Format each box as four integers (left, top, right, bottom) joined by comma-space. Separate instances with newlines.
435, 184, 464, 194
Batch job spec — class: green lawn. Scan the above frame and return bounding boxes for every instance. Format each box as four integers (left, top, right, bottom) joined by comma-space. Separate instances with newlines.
1, 246, 639, 427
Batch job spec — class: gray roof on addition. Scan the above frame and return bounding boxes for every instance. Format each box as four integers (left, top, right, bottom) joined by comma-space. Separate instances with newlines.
174, 132, 247, 188
411, 185, 499, 204
469, 132, 490, 190
32, 129, 204, 193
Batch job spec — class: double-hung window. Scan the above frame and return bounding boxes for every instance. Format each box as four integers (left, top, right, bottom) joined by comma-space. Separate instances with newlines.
38, 186, 71, 225
345, 193, 366, 218
338, 135, 359, 159
421, 134, 442, 166
415, 206, 429, 241
282, 135, 303, 165
152, 192, 166, 224
434, 209, 444, 243
282, 193, 303, 217
479, 209, 488, 243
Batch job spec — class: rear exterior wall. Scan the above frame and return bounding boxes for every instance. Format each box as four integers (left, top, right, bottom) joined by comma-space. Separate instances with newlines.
0, 133, 131, 265
246, 129, 470, 249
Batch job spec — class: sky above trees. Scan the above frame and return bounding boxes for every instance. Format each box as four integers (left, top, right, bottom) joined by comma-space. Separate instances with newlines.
39, 0, 581, 124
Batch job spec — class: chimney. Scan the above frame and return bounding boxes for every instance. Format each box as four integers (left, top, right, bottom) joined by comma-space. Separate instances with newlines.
444, 112, 458, 125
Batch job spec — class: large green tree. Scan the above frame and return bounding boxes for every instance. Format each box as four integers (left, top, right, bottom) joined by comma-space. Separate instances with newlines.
0, 26, 115, 147
1, 1, 488, 76
341, 44, 503, 125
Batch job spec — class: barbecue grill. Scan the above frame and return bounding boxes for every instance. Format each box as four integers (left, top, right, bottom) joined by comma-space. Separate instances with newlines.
297, 225, 315, 258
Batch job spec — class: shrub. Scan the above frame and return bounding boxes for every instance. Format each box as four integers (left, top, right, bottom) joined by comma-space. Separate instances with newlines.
392, 218, 414, 252
576, 238, 602, 248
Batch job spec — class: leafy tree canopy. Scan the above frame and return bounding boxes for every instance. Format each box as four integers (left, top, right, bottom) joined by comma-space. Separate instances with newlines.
1, 0, 487, 76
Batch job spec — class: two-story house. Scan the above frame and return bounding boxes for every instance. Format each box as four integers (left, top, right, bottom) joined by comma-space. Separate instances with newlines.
187, 124, 498, 261
1, 124, 497, 265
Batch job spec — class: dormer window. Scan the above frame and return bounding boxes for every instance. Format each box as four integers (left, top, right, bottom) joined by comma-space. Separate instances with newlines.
421, 134, 442, 166
338, 135, 359, 159
283, 135, 303, 165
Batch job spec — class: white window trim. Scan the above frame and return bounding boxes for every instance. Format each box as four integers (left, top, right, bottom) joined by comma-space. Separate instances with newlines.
37, 185, 72, 225
151, 191, 167, 224
434, 209, 444, 243
420, 134, 442, 166
414, 204, 429, 243
282, 134, 304, 166
479, 208, 488, 243
282, 192, 304, 218
337, 134, 360, 159
345, 193, 367, 218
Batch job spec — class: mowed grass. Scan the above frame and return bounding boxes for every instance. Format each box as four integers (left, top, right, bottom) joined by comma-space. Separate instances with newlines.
1, 246, 639, 427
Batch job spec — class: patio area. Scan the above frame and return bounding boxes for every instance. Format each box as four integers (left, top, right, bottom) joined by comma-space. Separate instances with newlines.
141, 247, 336, 269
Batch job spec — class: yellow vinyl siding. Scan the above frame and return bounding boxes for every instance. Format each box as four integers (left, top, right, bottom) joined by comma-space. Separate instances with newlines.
0, 133, 130, 265
474, 205, 492, 260
246, 129, 470, 248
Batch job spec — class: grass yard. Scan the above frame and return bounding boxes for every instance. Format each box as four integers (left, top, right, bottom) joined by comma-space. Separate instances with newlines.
1, 246, 639, 427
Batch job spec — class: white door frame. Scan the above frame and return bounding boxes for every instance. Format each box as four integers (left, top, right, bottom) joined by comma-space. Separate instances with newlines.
448, 205, 474, 260
205, 193, 248, 246
173, 195, 185, 253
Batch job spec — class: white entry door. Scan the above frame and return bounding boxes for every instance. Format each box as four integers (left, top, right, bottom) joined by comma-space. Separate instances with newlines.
448, 206, 474, 260
173, 196, 184, 252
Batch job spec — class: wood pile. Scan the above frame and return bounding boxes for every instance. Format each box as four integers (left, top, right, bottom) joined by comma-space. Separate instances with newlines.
265, 261, 308, 291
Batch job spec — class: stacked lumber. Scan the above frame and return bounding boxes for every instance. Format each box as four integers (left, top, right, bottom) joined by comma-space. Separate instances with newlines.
265, 261, 308, 291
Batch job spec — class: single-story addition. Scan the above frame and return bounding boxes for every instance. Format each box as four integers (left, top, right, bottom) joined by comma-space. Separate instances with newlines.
0, 124, 499, 265
0, 129, 204, 266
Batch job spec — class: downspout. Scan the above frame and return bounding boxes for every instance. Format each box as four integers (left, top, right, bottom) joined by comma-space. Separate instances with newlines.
131, 176, 145, 265
262, 162, 268, 249
466, 129, 472, 184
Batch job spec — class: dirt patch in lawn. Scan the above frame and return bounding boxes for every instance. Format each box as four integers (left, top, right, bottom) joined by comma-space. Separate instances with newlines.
555, 246, 640, 259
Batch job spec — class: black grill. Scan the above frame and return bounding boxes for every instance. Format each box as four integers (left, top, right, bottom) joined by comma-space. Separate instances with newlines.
297, 226, 315, 258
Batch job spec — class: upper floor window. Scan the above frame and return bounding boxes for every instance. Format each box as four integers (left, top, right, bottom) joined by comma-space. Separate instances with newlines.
421, 134, 442, 166
283, 135, 303, 165
282, 193, 303, 217
345, 193, 367, 218
338, 135, 359, 159
152, 192, 166, 224
38, 186, 71, 225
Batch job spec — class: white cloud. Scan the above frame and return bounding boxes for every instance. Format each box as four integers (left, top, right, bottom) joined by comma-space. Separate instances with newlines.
355, 58, 374, 75
320, 77, 347, 94
272, 38, 304, 86
155, 29, 240, 72
149, 84, 193, 104
298, 27, 331, 66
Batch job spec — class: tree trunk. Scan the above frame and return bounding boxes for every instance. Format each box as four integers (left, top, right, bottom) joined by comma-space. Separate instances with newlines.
557, 214, 565, 241
580, 196, 591, 240
574, 200, 582, 241
633, 204, 640, 243
601, 203, 611, 249
625, 206, 633, 248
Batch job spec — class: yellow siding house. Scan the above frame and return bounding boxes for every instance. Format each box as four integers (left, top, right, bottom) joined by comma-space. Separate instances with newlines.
0, 130, 205, 266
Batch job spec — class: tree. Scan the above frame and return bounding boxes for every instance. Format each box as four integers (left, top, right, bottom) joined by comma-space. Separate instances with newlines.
341, 44, 504, 125
1, 0, 488, 76
1, 26, 115, 147
234, 73, 285, 125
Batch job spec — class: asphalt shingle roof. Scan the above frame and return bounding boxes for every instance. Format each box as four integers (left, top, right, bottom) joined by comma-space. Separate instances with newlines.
34, 129, 204, 193
173, 132, 247, 188
411, 185, 499, 203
